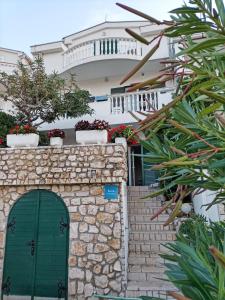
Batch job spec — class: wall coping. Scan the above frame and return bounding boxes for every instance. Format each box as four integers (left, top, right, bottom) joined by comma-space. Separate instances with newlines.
0, 143, 125, 152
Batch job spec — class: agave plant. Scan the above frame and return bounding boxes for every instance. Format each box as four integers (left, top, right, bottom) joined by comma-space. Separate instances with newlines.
117, 0, 225, 224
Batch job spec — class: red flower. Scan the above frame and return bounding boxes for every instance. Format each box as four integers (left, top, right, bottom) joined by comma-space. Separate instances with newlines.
48, 129, 65, 139
108, 125, 138, 145
9, 124, 37, 135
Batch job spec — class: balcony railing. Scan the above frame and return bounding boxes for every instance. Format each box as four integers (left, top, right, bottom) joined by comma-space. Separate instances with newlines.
109, 88, 173, 114
63, 38, 142, 68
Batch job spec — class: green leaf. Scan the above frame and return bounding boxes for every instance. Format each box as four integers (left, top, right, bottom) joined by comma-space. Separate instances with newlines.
169, 7, 203, 14
120, 41, 160, 84
185, 38, 225, 53
215, 0, 225, 26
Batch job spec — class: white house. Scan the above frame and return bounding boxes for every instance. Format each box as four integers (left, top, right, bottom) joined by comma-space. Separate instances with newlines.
0, 47, 31, 112
0, 21, 175, 186
31, 21, 175, 130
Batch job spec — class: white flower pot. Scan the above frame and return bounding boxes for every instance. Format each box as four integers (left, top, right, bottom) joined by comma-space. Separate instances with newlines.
76, 130, 108, 144
192, 169, 220, 222
192, 190, 220, 222
50, 137, 63, 146
7, 133, 39, 148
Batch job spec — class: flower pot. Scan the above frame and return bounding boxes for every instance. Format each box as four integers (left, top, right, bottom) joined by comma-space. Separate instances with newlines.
192, 169, 220, 222
192, 190, 220, 222
7, 133, 39, 148
50, 137, 63, 147
76, 130, 108, 144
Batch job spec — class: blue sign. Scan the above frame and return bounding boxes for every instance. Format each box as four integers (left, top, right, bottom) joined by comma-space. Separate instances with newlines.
104, 185, 119, 200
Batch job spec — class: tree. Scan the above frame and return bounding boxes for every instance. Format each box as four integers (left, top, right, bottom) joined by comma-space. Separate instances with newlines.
117, 0, 225, 223
0, 57, 93, 127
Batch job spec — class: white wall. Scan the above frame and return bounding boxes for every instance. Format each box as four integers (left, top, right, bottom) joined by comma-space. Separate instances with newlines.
38, 52, 64, 74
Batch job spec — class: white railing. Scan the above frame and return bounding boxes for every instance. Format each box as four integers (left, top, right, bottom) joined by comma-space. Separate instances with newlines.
109, 88, 173, 114
63, 38, 142, 68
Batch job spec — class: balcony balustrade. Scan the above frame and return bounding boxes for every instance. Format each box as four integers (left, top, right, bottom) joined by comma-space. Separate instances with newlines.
63, 37, 142, 68
109, 88, 173, 114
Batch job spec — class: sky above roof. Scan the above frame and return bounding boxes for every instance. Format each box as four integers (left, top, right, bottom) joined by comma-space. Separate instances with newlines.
0, 0, 183, 55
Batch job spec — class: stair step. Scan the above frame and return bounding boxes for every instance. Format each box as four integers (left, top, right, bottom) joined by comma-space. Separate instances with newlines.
126, 291, 175, 299
130, 222, 175, 231
129, 264, 166, 273
129, 231, 176, 242
128, 201, 163, 208
126, 284, 176, 299
129, 216, 170, 222
129, 255, 166, 264
126, 280, 175, 291
128, 207, 169, 214
128, 271, 168, 281
129, 241, 171, 254
127, 188, 176, 299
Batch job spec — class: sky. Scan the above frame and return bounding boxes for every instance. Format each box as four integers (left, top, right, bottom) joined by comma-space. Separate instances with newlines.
0, 0, 183, 55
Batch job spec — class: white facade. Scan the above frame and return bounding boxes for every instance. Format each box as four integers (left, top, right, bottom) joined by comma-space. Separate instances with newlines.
0, 47, 31, 112
31, 21, 175, 130
0, 21, 175, 130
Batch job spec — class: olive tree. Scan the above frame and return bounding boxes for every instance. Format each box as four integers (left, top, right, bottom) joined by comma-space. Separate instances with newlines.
0, 57, 93, 127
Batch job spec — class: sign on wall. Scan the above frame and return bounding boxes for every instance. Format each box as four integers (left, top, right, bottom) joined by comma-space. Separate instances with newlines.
104, 185, 119, 200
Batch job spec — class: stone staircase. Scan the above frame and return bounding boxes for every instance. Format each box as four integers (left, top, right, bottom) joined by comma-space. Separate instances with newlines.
126, 186, 177, 299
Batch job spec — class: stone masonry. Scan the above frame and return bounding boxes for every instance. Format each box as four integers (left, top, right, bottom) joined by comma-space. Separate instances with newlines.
0, 144, 127, 299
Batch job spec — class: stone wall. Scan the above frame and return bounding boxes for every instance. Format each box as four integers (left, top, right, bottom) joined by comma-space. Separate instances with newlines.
0, 144, 127, 300
0, 144, 126, 185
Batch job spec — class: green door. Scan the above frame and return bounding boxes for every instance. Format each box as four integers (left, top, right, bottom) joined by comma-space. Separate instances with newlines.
2, 190, 69, 299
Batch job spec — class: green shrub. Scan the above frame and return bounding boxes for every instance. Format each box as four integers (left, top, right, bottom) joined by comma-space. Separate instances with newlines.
139, 217, 225, 300
0, 112, 16, 146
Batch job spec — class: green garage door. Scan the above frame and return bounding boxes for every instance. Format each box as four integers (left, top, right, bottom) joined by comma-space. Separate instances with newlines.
2, 190, 69, 300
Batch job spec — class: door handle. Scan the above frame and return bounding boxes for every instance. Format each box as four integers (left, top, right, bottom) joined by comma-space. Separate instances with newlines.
27, 240, 35, 256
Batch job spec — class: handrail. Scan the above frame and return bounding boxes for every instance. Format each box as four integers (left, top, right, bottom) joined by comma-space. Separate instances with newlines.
64, 37, 137, 55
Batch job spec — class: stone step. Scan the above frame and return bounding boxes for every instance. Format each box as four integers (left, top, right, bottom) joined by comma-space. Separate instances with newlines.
129, 254, 166, 264
129, 241, 171, 254
128, 201, 163, 208
126, 284, 175, 299
126, 280, 175, 291
130, 222, 175, 231
129, 214, 169, 222
128, 195, 163, 202
129, 264, 166, 273
127, 189, 163, 198
128, 207, 170, 215
128, 271, 167, 282
129, 231, 176, 242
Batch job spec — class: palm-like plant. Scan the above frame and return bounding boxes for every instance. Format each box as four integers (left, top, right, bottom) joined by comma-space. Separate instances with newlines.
116, 0, 225, 223
139, 218, 225, 300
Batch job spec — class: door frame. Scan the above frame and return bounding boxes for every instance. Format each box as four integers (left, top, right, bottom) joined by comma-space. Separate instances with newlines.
1, 189, 70, 300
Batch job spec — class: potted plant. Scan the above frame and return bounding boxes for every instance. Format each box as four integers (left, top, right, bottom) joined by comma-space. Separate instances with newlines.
48, 129, 65, 146
108, 125, 138, 145
75, 119, 110, 144
7, 124, 39, 148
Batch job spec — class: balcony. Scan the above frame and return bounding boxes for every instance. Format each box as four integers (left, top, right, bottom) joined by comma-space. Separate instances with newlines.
39, 88, 174, 130
63, 37, 142, 70
109, 88, 173, 114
